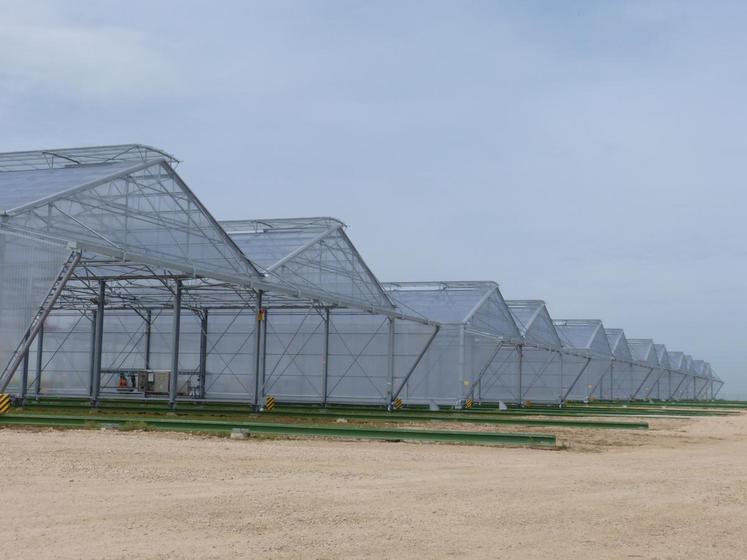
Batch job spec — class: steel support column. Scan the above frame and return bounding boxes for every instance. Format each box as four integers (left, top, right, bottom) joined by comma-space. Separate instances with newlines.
392, 325, 440, 404
90, 282, 106, 404
34, 324, 44, 398
561, 357, 591, 403
87, 311, 96, 397
517, 344, 524, 405
144, 309, 152, 371
633, 367, 656, 400
253, 291, 264, 409
198, 309, 208, 399
322, 308, 330, 408
385, 317, 396, 409
168, 280, 182, 408
20, 333, 29, 401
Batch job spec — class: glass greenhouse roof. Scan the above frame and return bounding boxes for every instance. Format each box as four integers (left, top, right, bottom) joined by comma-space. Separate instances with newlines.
506, 300, 562, 348
553, 319, 612, 356
383, 281, 520, 339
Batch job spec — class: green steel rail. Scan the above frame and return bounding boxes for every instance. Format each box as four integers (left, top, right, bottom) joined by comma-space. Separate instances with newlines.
0, 413, 557, 447
16, 400, 647, 430
18, 396, 725, 419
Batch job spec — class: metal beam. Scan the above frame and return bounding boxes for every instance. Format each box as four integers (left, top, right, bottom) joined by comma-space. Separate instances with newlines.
144, 309, 152, 371
168, 280, 182, 408
385, 318, 396, 409
0, 251, 81, 392
632, 367, 657, 400
465, 341, 505, 402
91, 281, 106, 404
198, 309, 208, 399
391, 325, 440, 404
561, 357, 591, 403
34, 325, 44, 398
20, 333, 29, 401
322, 308, 331, 407
253, 291, 264, 409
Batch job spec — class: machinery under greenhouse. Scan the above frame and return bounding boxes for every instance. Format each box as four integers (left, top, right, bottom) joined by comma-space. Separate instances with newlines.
0, 144, 724, 408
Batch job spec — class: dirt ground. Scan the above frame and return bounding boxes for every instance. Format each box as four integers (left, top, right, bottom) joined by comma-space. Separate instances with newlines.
2, 413, 746, 559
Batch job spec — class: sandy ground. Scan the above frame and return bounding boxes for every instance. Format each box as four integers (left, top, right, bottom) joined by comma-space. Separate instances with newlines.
2, 413, 746, 559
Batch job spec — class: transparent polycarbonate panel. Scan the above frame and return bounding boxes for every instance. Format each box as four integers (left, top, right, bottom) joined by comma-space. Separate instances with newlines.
36, 312, 95, 394
204, 309, 257, 399
385, 283, 489, 323
325, 312, 390, 402
610, 361, 634, 400
401, 325, 466, 404
266, 228, 392, 309
518, 348, 564, 403
473, 344, 520, 403
554, 321, 603, 351
263, 310, 326, 400
506, 301, 540, 336
525, 308, 563, 348
606, 329, 633, 361
654, 344, 670, 369
0, 144, 177, 172
226, 226, 327, 269
628, 363, 654, 399
588, 328, 613, 357
0, 229, 71, 392
628, 340, 658, 368
467, 290, 520, 339
667, 351, 685, 371
6, 161, 258, 281
0, 162, 136, 212
386, 283, 519, 338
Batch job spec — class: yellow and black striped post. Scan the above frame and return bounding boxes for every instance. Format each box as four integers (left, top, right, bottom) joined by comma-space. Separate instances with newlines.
265, 396, 276, 412
394, 398, 403, 410
0, 394, 11, 414
465, 398, 474, 409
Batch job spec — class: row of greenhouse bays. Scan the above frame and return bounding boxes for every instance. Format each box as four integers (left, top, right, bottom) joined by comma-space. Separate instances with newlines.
7, 307, 712, 405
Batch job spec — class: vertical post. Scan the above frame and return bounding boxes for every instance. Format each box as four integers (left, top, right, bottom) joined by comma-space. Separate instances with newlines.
88, 310, 97, 397
91, 281, 105, 404
34, 323, 44, 398
559, 351, 564, 406
253, 291, 264, 409
457, 325, 465, 406
386, 317, 396, 409
20, 332, 29, 401
169, 280, 182, 408
609, 360, 614, 400
322, 308, 330, 407
198, 309, 208, 400
517, 344, 524, 406
144, 309, 152, 371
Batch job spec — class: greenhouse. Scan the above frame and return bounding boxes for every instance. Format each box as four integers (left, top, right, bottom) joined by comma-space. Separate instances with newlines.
552, 319, 613, 402
627, 339, 660, 400
0, 144, 723, 406
602, 328, 634, 400
381, 281, 522, 406
653, 344, 671, 400
505, 300, 565, 403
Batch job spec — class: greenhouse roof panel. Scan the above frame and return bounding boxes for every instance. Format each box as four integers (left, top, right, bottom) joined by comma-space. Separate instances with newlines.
553, 319, 611, 356
506, 300, 562, 348
223, 217, 392, 309
384, 281, 520, 338
0, 162, 139, 212
654, 344, 670, 369
604, 328, 633, 361
627, 339, 659, 367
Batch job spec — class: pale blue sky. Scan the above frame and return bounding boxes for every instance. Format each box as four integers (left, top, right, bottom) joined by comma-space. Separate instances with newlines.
2, 1, 745, 396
